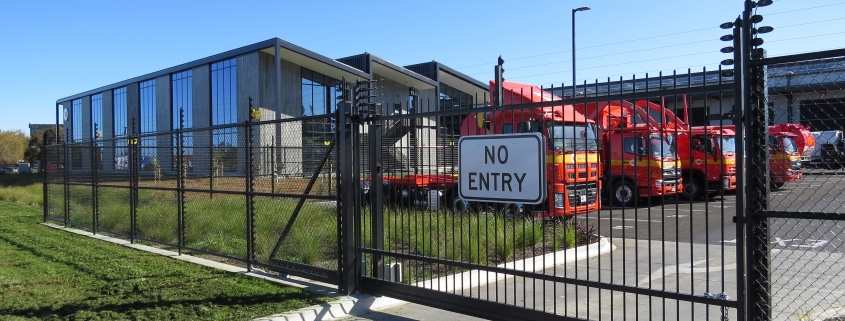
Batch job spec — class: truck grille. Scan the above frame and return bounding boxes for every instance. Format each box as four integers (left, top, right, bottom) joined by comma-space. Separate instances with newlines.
567, 183, 598, 206
663, 168, 680, 181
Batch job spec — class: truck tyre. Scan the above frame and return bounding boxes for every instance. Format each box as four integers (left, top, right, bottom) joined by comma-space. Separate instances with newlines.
443, 188, 472, 214
611, 180, 638, 208
681, 177, 705, 200
771, 181, 786, 190
501, 203, 523, 220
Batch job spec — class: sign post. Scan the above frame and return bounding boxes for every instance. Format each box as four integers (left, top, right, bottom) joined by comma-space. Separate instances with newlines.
458, 133, 545, 204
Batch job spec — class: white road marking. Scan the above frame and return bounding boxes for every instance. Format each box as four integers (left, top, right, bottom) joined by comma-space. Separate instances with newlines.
771, 237, 829, 248
666, 215, 688, 218
637, 258, 737, 286
612, 226, 633, 230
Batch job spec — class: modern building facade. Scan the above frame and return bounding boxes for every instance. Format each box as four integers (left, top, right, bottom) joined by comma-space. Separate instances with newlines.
56, 38, 488, 176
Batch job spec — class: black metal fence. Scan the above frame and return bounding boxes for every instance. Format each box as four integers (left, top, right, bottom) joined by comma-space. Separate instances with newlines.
44, 114, 343, 284
42, 2, 845, 319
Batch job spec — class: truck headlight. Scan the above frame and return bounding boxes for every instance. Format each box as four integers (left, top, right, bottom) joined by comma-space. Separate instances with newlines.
655, 180, 663, 188
724, 177, 731, 189
554, 193, 565, 208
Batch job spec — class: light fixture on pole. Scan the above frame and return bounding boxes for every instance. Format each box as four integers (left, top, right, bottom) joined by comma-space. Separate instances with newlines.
572, 6, 590, 96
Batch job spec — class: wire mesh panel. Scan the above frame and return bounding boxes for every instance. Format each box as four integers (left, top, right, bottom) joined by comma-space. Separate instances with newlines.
66, 143, 94, 229
254, 115, 341, 283
44, 144, 65, 222
354, 73, 739, 320
757, 54, 845, 321
766, 218, 845, 320
95, 140, 133, 237
181, 125, 249, 260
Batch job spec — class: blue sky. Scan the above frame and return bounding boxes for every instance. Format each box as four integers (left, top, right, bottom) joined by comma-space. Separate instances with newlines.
0, 0, 842, 134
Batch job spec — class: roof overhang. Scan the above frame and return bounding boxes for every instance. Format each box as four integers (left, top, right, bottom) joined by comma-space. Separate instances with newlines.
369, 55, 437, 90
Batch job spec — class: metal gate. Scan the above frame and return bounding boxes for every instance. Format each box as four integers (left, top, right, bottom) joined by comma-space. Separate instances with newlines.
737, 10, 845, 321
337, 70, 742, 319
335, 3, 845, 319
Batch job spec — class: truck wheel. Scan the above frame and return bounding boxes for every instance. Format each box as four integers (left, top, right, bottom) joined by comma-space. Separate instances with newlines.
681, 177, 705, 200
444, 188, 472, 214
500, 203, 523, 220
612, 180, 638, 207
771, 181, 786, 190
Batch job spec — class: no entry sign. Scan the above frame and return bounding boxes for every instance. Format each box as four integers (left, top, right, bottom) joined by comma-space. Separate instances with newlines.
458, 133, 545, 204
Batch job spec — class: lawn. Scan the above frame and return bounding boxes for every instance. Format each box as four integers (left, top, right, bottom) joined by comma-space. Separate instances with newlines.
0, 200, 331, 320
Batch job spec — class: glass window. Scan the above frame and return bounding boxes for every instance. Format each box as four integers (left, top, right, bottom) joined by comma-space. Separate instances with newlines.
113, 87, 128, 170
301, 67, 338, 117
768, 136, 781, 152
547, 122, 599, 152
439, 83, 477, 136
212, 59, 237, 171
113, 87, 127, 137
212, 59, 237, 126
71, 99, 82, 142
782, 136, 798, 153
172, 70, 193, 129
172, 70, 193, 169
91, 94, 103, 139
719, 136, 736, 154
140, 79, 157, 163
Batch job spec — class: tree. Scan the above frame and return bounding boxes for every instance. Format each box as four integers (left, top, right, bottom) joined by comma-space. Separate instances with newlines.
0, 130, 29, 166
23, 127, 63, 166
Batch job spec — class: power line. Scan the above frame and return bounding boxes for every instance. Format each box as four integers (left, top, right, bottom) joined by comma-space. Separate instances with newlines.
454, 3, 844, 71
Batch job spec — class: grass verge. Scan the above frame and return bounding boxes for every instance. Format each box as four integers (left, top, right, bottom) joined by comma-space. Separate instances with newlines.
0, 200, 331, 321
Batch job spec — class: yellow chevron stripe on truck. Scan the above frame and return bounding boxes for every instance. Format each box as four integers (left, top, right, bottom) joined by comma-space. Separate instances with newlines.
546, 154, 599, 164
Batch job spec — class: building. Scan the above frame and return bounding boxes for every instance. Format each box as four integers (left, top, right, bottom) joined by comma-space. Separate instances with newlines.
55, 38, 487, 176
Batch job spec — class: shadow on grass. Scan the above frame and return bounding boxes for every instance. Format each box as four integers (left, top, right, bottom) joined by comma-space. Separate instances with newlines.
0, 291, 317, 319
0, 173, 42, 187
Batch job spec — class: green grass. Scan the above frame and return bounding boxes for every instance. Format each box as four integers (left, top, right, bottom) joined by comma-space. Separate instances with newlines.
0, 173, 43, 206
24, 174, 596, 285
0, 201, 331, 321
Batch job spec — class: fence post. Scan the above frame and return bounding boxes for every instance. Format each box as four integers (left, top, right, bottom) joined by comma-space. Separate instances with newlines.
63, 131, 69, 227
42, 132, 48, 223
731, 13, 749, 321
369, 119, 384, 280
246, 120, 255, 272
337, 78, 359, 294
130, 118, 138, 244
92, 135, 98, 235
177, 108, 185, 255
736, 0, 772, 319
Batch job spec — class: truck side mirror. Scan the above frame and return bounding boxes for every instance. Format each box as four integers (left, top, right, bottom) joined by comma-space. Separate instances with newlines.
517, 121, 533, 133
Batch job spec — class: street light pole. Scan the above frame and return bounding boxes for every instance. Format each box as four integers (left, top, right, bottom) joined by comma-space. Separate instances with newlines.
572, 6, 590, 96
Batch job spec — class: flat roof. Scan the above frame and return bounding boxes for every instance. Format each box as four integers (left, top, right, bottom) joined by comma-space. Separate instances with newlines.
57, 38, 369, 103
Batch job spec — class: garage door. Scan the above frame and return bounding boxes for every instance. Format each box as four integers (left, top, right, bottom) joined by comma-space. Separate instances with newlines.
801, 98, 845, 131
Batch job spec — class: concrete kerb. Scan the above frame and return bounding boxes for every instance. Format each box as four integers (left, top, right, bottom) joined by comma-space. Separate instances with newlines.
41, 223, 615, 321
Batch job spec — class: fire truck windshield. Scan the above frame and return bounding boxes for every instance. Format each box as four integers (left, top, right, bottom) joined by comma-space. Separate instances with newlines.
547, 122, 599, 152
782, 136, 798, 153
719, 136, 736, 154
651, 135, 677, 158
